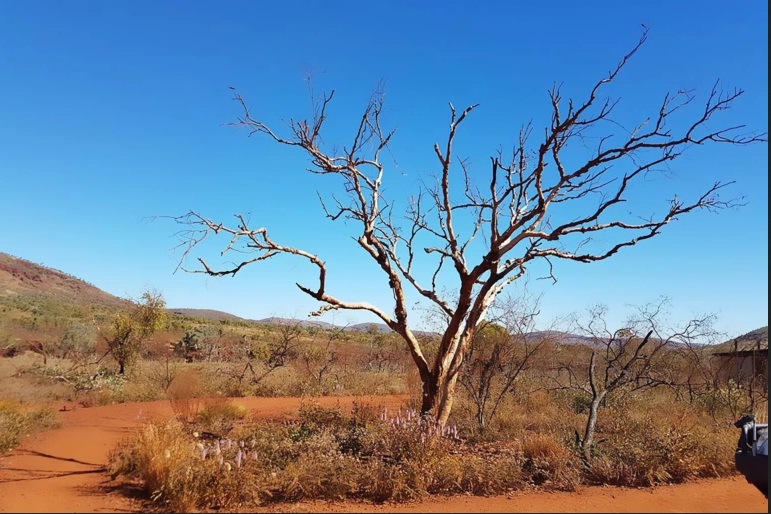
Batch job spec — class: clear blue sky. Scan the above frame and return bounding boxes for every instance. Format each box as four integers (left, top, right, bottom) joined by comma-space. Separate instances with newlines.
1, 1, 767, 340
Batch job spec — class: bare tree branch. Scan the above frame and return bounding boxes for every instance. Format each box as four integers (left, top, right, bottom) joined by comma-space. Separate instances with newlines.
173, 31, 766, 422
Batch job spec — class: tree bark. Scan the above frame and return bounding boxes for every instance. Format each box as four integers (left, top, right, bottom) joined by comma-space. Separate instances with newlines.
582, 392, 605, 465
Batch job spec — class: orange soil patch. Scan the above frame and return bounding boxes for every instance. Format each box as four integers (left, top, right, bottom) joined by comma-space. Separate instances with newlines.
0, 395, 766, 513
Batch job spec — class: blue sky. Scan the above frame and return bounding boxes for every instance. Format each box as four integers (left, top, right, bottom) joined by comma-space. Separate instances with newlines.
1, 0, 767, 340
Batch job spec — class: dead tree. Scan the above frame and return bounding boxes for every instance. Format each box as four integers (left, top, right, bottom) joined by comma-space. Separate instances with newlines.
229, 320, 303, 388
173, 30, 766, 423
555, 301, 716, 466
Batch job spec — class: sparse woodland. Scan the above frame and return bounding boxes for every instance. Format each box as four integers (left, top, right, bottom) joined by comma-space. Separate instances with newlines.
0, 283, 767, 510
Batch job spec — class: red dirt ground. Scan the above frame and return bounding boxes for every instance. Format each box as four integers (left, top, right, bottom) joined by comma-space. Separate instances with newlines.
0, 396, 766, 513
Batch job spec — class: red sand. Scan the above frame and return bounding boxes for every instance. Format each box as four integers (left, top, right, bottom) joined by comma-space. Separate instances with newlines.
0, 396, 766, 513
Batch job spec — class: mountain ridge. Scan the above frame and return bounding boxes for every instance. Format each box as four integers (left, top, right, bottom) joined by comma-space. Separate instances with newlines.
1, 251, 766, 347
0, 251, 132, 310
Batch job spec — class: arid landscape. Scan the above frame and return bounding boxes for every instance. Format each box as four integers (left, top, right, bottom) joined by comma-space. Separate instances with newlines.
1, 396, 768, 513
3, 2, 768, 512
1, 252, 768, 512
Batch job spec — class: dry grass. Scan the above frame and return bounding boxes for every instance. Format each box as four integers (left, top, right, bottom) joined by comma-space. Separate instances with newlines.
107, 383, 748, 511
167, 369, 206, 424
586, 399, 739, 487
1, 319, 759, 510
0, 352, 76, 403
165, 368, 249, 438
0, 400, 59, 456
107, 421, 260, 511
108, 402, 531, 511
521, 432, 582, 490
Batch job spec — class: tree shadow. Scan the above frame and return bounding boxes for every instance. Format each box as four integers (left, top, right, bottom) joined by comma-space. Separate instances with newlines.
80, 478, 154, 513
0, 449, 104, 483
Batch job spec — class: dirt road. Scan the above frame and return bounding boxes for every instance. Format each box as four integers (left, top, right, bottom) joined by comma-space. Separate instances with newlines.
0, 396, 766, 513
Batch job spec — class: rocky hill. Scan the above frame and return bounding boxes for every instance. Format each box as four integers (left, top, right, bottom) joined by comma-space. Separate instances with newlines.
0, 252, 131, 310
713, 326, 768, 352
168, 308, 248, 322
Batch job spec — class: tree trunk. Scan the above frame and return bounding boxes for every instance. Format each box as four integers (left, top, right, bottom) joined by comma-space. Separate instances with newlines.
418, 369, 461, 424
581, 392, 605, 465
420, 369, 439, 416
419, 369, 458, 424
437, 372, 459, 424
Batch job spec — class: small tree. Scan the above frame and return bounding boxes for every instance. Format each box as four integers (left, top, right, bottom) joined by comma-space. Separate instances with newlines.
104, 291, 167, 374
175, 30, 765, 423
555, 301, 714, 466
228, 320, 303, 388
363, 324, 405, 373
460, 293, 548, 431
299, 326, 344, 393
174, 325, 223, 362
682, 335, 770, 421
59, 322, 98, 362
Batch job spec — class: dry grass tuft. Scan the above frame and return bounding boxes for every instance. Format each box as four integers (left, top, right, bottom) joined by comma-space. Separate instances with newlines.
521, 432, 581, 490
586, 401, 739, 487
0, 401, 59, 456
167, 369, 206, 423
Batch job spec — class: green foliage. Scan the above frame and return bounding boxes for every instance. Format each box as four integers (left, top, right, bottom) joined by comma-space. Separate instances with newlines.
173, 325, 223, 362
105, 290, 167, 374
0, 293, 118, 329
58, 321, 97, 361
174, 329, 203, 362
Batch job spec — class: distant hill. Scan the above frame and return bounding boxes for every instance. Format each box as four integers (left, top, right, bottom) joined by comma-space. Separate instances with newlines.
346, 322, 393, 334
169, 308, 248, 322
255, 318, 438, 337
0, 252, 131, 310
527, 330, 599, 346
732, 326, 768, 344
712, 326, 768, 353
4, 251, 764, 351
256, 317, 337, 330
345, 322, 440, 338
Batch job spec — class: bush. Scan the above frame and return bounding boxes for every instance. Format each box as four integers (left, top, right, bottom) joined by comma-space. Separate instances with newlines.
108, 402, 531, 510
0, 401, 59, 456
167, 369, 206, 424
108, 421, 260, 512
521, 432, 581, 490
586, 404, 737, 487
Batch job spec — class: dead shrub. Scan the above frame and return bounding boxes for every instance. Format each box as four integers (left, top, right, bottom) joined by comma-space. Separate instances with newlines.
167, 369, 206, 423
587, 402, 738, 487
521, 432, 581, 490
